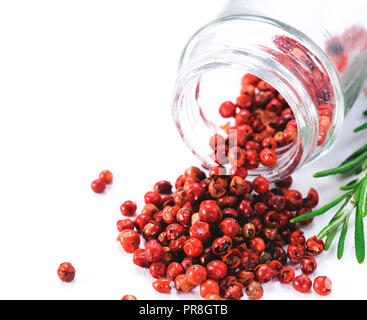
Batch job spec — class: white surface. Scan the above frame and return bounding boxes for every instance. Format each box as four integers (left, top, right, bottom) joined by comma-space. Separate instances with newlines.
0, 0, 366, 300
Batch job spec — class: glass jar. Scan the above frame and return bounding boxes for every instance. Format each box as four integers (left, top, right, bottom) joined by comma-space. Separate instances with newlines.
172, 0, 367, 181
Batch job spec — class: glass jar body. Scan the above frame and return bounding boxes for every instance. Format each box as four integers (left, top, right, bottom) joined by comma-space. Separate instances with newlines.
172, 0, 367, 181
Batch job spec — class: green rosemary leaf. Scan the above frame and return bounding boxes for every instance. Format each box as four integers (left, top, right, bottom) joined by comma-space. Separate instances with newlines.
340, 144, 367, 166
290, 192, 353, 223
324, 197, 354, 251
324, 229, 338, 251
314, 151, 367, 177
354, 122, 367, 133
340, 178, 360, 190
317, 198, 354, 239
363, 110, 367, 117
337, 210, 352, 259
355, 209, 365, 264
358, 175, 367, 217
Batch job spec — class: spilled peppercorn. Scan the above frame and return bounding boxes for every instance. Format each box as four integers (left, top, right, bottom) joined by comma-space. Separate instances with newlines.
117, 165, 332, 299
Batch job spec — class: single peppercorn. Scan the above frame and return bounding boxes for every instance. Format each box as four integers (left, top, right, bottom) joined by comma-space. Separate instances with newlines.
121, 295, 137, 300
186, 265, 207, 286
118, 229, 140, 253
149, 262, 167, 279
200, 279, 220, 298
99, 170, 113, 184
279, 266, 295, 284
183, 237, 204, 258
91, 179, 106, 193
305, 236, 324, 256
300, 256, 317, 275
206, 260, 228, 281
120, 201, 137, 217
252, 176, 270, 194
313, 276, 332, 296
57, 262, 75, 282
293, 274, 312, 293
152, 278, 171, 293
245, 281, 264, 300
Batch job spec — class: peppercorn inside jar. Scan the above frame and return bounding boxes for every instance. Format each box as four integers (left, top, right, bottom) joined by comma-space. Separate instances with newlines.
173, 4, 367, 180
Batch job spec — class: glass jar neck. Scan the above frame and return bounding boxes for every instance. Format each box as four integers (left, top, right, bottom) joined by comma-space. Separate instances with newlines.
173, 15, 344, 181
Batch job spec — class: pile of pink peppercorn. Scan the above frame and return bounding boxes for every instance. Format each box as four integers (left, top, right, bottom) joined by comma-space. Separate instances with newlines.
117, 165, 332, 299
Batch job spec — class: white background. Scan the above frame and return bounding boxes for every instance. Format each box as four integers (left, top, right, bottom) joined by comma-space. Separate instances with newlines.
0, 0, 366, 300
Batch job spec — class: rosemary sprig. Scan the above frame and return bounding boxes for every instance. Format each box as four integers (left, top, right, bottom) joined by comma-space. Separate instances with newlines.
291, 110, 367, 263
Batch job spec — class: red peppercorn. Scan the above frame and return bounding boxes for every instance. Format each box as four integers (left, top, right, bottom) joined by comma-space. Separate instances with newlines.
183, 237, 204, 258
235, 270, 255, 286
117, 218, 134, 232
219, 218, 241, 238
185, 182, 205, 203
200, 279, 220, 298
268, 260, 283, 276
208, 177, 228, 198
305, 236, 324, 256
142, 221, 162, 240
166, 262, 184, 281
285, 190, 304, 211
293, 274, 312, 293
300, 256, 317, 275
204, 293, 222, 300
91, 179, 106, 193
237, 200, 254, 219
289, 230, 306, 245
57, 262, 75, 282
313, 276, 332, 296
152, 278, 171, 293
275, 176, 293, 189
249, 237, 266, 254
118, 229, 140, 253
185, 166, 206, 180
245, 149, 259, 169
287, 243, 304, 263
245, 280, 264, 300
229, 166, 248, 179
120, 201, 137, 217
133, 249, 150, 268
141, 204, 159, 216
303, 187, 319, 208
144, 240, 164, 262
254, 264, 276, 283
206, 260, 228, 281
121, 295, 137, 300
224, 282, 244, 300
186, 265, 207, 286
199, 200, 222, 223
259, 148, 277, 166
189, 221, 211, 243
209, 134, 226, 150
279, 266, 295, 284
227, 147, 246, 167
219, 101, 237, 118
99, 170, 113, 184
149, 262, 167, 279
174, 274, 195, 293
212, 236, 233, 256
154, 180, 172, 194
162, 205, 180, 224
261, 137, 277, 150
222, 249, 242, 269
166, 223, 185, 241
252, 176, 270, 194
133, 213, 151, 232
144, 191, 162, 207
236, 95, 253, 109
